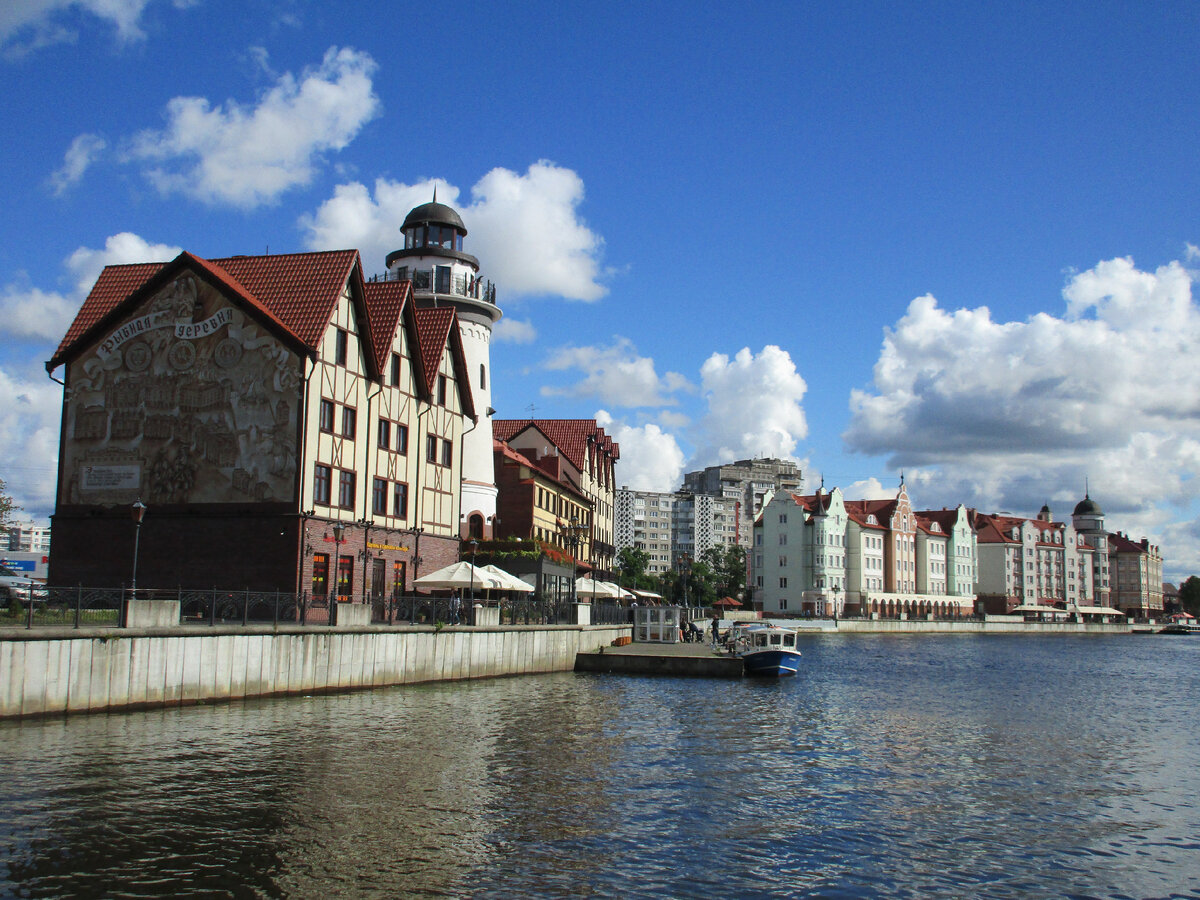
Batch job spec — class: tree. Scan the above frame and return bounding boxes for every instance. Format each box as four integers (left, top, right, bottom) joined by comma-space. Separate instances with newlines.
1179, 576, 1200, 617
0, 477, 20, 530
615, 547, 651, 588
701, 544, 747, 600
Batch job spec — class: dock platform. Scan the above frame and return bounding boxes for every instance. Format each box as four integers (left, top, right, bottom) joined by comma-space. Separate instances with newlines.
575, 641, 744, 678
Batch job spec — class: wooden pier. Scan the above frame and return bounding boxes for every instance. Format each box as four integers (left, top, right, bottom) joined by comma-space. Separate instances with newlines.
575, 641, 745, 678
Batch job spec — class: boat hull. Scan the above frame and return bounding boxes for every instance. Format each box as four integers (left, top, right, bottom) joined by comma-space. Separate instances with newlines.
741, 649, 802, 677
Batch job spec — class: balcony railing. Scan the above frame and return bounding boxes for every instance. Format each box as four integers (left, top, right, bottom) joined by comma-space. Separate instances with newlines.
368, 268, 497, 305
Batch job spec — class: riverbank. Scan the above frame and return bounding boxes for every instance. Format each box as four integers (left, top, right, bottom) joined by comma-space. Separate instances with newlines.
0, 623, 627, 719
0, 616, 1138, 719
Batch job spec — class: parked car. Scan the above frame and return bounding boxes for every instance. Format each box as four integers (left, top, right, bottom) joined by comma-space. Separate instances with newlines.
0, 565, 46, 602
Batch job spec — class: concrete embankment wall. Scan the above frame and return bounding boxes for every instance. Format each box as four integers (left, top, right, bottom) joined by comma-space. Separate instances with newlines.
0, 624, 629, 719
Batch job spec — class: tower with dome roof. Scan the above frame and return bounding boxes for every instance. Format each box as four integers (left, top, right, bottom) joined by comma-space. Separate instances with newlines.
387, 196, 501, 538
1071, 489, 1111, 606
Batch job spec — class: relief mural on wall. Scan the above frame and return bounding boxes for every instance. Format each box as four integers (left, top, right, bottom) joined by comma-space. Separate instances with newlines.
61, 273, 302, 506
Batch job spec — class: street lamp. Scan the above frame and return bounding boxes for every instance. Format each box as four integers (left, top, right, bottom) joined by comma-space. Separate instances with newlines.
566, 515, 587, 604
678, 553, 691, 609
332, 521, 346, 597
469, 538, 479, 602
130, 497, 146, 594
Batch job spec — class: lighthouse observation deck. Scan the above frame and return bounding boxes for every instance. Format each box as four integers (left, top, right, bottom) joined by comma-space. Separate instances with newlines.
368, 266, 497, 308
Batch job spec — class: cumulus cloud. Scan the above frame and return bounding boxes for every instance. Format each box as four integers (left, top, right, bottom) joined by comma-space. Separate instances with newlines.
0, 0, 160, 55
596, 410, 686, 492
687, 345, 808, 468
49, 133, 107, 195
0, 364, 64, 520
128, 46, 379, 208
466, 163, 605, 301
843, 255, 1200, 550
1, 232, 180, 343
540, 337, 689, 407
493, 317, 537, 344
300, 162, 607, 300
0, 231, 180, 520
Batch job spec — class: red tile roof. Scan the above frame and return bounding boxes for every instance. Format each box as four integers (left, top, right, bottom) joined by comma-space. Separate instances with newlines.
493, 419, 620, 470
413, 306, 455, 397
411, 306, 476, 420
50, 249, 364, 371
362, 279, 411, 379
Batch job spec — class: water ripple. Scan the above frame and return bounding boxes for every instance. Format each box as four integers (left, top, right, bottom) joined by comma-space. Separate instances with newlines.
1, 634, 1199, 897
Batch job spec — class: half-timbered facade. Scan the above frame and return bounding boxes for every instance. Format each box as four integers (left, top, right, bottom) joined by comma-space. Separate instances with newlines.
46, 249, 473, 602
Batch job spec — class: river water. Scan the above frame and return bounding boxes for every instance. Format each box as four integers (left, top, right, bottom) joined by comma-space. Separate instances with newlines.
1, 633, 1198, 899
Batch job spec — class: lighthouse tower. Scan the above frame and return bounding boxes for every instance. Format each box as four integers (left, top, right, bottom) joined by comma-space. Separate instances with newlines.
387, 197, 501, 538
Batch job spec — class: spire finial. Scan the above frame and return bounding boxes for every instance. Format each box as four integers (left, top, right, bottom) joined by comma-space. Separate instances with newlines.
1084, 476, 1090, 499
432, 185, 437, 203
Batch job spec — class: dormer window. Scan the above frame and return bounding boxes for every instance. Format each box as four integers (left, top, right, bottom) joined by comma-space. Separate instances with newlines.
867, 514, 878, 525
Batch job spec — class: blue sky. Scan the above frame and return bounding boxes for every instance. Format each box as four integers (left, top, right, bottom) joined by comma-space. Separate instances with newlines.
2, 1, 1199, 581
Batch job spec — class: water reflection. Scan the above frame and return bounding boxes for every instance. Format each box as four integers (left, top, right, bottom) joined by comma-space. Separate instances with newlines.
1, 635, 1199, 897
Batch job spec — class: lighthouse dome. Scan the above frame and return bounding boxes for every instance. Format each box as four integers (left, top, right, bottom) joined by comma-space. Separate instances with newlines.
402, 201, 466, 234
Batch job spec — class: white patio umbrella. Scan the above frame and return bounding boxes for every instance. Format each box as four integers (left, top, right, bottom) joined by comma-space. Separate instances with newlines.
479, 564, 534, 593
414, 561, 502, 591
599, 581, 635, 600
574, 577, 623, 599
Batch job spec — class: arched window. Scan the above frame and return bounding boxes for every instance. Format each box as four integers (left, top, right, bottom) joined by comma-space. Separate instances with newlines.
469, 514, 484, 539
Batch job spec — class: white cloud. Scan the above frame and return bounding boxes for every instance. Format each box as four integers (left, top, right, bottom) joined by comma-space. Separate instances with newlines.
844, 476, 893, 501
0, 283, 81, 341
0, 232, 180, 520
540, 337, 689, 407
0, 0, 157, 55
0, 363, 64, 521
688, 345, 808, 468
596, 410, 686, 492
49, 133, 107, 195
128, 46, 380, 209
467, 162, 606, 301
300, 162, 607, 300
843, 254, 1200, 556
1, 232, 180, 343
493, 317, 537, 344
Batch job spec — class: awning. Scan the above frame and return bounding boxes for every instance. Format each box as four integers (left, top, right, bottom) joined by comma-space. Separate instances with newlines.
1074, 605, 1122, 616
630, 589, 663, 600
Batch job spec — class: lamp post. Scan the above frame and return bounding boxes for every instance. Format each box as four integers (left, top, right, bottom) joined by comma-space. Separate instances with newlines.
130, 499, 147, 595
469, 539, 479, 603
358, 516, 372, 608
678, 553, 691, 609
332, 522, 345, 625
566, 515, 587, 605
124, 499, 147, 627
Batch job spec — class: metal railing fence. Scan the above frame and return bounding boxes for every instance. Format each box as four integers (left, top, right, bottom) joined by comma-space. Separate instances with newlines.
0, 586, 626, 630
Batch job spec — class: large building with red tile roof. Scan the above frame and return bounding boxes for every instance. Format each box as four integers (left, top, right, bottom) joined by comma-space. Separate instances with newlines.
45, 241, 476, 607
493, 419, 619, 577
971, 505, 1106, 613
1108, 530, 1164, 617
753, 483, 978, 618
